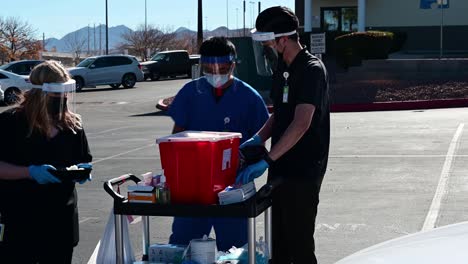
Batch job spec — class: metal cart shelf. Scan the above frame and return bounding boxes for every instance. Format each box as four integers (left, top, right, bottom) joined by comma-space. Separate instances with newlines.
104, 174, 275, 264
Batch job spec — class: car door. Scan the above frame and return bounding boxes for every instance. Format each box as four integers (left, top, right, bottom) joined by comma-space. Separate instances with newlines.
87, 57, 111, 85
0, 72, 13, 89
109, 56, 132, 83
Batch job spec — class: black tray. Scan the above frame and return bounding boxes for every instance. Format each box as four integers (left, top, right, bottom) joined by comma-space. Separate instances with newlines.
104, 174, 274, 218
49, 167, 92, 182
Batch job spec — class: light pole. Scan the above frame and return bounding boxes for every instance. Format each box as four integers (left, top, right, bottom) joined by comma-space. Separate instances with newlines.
105, 0, 109, 55
236, 8, 239, 31
226, 0, 229, 37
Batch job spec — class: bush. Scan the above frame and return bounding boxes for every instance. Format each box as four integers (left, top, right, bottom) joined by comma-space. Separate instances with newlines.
335, 31, 394, 68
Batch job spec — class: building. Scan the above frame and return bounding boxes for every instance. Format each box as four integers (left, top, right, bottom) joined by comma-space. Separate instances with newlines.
295, 0, 468, 53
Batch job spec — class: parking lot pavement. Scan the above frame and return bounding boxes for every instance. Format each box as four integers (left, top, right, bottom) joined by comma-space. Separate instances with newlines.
1, 80, 467, 264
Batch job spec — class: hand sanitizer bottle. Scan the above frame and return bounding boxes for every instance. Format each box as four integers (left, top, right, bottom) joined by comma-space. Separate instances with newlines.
156, 170, 170, 204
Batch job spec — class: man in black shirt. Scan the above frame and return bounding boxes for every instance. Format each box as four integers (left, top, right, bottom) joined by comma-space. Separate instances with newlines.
236, 6, 330, 264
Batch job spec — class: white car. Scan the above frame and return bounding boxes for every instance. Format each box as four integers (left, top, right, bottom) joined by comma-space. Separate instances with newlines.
336, 221, 468, 264
0, 69, 33, 105
68, 55, 144, 91
0, 85, 4, 103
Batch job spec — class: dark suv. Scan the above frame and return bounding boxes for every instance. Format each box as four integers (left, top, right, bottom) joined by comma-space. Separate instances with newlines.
0, 60, 43, 75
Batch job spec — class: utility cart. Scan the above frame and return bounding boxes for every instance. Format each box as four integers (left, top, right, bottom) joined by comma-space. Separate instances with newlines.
104, 173, 275, 264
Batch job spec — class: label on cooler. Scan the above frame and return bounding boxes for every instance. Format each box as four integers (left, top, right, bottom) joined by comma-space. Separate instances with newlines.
222, 148, 232, 170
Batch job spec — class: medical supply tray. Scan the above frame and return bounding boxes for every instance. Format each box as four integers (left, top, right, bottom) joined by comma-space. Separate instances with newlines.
104, 173, 275, 264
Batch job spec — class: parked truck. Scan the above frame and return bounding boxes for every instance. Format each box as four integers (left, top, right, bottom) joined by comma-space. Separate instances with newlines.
141, 50, 200, 81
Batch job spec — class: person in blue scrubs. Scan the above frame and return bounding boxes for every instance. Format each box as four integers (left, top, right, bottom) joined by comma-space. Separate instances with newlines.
167, 37, 269, 251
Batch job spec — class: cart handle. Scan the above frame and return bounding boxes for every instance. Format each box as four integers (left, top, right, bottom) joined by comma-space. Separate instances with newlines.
103, 174, 141, 202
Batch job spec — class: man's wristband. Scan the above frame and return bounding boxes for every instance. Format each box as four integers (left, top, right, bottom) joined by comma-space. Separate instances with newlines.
264, 155, 275, 166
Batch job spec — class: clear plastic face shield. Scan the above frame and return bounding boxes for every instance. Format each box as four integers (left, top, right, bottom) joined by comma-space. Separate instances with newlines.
199, 55, 235, 89
32, 79, 77, 120
250, 29, 297, 76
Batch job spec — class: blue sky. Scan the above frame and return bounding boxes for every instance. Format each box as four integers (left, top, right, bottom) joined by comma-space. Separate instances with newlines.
1, 0, 294, 39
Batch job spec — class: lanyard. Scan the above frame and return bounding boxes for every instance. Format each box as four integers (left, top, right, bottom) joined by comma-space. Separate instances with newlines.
282, 71, 290, 103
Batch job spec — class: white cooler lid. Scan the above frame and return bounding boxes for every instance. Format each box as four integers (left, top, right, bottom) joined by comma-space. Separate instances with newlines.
156, 131, 242, 143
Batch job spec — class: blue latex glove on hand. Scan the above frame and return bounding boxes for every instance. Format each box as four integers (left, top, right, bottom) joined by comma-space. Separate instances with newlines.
77, 163, 93, 184
235, 159, 269, 185
240, 134, 262, 149
29, 164, 61, 184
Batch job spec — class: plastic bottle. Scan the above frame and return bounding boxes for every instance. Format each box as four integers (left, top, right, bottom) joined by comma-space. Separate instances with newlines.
156, 170, 171, 204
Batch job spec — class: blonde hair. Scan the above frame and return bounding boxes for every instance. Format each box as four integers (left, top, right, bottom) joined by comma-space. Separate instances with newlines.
17, 60, 82, 137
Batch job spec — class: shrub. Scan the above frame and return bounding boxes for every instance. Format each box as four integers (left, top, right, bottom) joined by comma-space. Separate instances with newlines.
335, 31, 394, 68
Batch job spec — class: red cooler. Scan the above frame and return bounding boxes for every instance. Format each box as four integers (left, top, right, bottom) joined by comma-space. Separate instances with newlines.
156, 131, 242, 204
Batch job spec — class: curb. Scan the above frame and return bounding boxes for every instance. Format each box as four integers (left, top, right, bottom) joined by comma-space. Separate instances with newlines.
157, 97, 468, 113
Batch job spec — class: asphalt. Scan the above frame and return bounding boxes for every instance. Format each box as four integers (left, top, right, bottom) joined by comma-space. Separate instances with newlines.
1, 78, 467, 264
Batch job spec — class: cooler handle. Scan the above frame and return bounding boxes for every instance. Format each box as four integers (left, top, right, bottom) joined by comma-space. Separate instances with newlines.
103, 174, 141, 202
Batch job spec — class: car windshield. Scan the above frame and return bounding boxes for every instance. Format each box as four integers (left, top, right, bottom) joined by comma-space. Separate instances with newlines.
150, 53, 166, 61
77, 58, 96, 67
0, 62, 13, 70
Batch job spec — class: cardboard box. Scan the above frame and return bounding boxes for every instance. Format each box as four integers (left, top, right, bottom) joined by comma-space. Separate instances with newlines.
128, 188, 156, 203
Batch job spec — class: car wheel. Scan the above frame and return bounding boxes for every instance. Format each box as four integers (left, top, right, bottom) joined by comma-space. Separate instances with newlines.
110, 83, 121, 89
74, 77, 84, 92
4, 87, 21, 105
122, 73, 136, 88
150, 72, 160, 81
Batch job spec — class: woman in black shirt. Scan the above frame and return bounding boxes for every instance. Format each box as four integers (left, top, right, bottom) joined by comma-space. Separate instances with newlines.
0, 60, 92, 263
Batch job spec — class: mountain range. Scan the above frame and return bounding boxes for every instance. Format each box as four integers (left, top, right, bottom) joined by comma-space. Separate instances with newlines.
45, 25, 248, 53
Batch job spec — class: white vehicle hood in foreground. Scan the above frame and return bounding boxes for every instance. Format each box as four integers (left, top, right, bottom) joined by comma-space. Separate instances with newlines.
336, 221, 468, 264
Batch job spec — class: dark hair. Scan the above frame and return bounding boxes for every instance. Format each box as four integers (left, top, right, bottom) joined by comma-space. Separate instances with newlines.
256, 6, 299, 40
199, 37, 236, 58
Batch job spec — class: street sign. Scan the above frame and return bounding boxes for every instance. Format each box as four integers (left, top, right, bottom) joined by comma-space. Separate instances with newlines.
311, 33, 326, 54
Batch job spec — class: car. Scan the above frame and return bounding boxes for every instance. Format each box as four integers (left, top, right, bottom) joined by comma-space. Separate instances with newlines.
141, 50, 200, 81
335, 221, 468, 264
68, 55, 144, 91
0, 85, 4, 103
0, 69, 33, 105
0, 60, 43, 75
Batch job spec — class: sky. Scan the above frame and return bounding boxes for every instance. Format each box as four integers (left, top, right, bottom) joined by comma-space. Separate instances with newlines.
1, 0, 294, 40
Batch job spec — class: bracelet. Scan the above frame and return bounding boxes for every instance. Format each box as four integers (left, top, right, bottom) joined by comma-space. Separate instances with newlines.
264, 154, 275, 166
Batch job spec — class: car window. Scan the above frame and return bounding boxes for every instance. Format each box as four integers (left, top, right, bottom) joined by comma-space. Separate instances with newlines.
174, 53, 186, 63
0, 73, 8, 79
108, 56, 132, 66
77, 58, 96, 67
92, 58, 111, 68
151, 53, 166, 61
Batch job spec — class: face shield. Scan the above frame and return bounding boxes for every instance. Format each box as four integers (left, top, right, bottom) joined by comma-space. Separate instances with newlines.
199, 55, 235, 89
32, 79, 77, 120
250, 29, 297, 76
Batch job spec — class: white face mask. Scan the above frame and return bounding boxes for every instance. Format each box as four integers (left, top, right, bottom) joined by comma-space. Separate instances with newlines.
204, 73, 231, 88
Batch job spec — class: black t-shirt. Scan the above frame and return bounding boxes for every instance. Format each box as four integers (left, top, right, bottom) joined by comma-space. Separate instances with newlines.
0, 109, 92, 246
270, 49, 330, 183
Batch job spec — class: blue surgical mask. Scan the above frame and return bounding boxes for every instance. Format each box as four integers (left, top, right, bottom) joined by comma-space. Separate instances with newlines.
204, 73, 230, 88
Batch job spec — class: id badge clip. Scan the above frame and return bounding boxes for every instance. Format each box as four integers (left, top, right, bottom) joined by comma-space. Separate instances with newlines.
282, 72, 289, 103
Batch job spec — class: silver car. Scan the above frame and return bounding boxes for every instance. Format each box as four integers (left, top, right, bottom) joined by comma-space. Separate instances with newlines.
68, 55, 144, 91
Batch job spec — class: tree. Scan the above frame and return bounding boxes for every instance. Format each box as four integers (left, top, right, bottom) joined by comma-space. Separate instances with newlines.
118, 24, 189, 60
65, 31, 87, 64
0, 17, 39, 61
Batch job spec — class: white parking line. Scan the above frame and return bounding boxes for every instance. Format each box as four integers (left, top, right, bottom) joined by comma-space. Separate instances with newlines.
91, 143, 154, 165
422, 123, 464, 231
87, 240, 100, 264
87, 126, 133, 136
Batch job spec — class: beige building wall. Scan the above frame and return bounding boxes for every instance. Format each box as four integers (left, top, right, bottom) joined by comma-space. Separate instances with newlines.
308, 0, 468, 28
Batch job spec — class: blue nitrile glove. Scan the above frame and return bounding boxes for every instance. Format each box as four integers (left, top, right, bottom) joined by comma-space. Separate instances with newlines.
77, 163, 93, 184
240, 134, 262, 149
29, 164, 61, 184
235, 159, 269, 185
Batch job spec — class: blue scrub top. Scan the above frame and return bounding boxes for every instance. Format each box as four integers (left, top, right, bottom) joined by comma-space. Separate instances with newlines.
168, 77, 269, 143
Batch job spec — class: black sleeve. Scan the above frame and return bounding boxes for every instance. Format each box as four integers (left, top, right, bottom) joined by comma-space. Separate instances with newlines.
0, 111, 15, 161
75, 129, 93, 163
297, 62, 327, 108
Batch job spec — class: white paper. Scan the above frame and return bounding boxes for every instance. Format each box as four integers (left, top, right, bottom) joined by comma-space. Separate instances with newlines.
222, 148, 232, 170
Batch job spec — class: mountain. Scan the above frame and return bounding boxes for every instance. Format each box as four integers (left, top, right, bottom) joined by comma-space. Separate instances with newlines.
45, 25, 248, 52
45, 25, 132, 53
